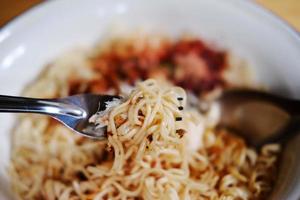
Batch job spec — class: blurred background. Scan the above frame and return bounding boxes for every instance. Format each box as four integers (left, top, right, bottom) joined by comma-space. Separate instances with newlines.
0, 0, 300, 30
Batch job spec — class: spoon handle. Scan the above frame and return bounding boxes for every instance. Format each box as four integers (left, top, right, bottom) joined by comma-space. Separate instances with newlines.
258, 92, 300, 116
0, 95, 84, 117
222, 89, 300, 116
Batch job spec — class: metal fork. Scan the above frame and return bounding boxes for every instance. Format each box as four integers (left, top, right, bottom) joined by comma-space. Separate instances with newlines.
0, 94, 121, 139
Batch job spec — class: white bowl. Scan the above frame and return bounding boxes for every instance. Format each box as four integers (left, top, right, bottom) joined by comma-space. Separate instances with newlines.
1, 0, 300, 199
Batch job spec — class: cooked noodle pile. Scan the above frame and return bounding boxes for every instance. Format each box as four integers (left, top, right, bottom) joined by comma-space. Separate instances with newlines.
10, 79, 280, 200
10, 36, 280, 200
88, 79, 189, 198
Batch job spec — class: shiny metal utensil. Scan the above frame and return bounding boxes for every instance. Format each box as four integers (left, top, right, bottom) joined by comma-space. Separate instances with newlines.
217, 89, 300, 147
270, 132, 300, 200
217, 89, 300, 200
0, 94, 121, 139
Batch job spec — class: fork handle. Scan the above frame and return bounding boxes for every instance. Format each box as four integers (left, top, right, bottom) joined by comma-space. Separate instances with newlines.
0, 95, 84, 117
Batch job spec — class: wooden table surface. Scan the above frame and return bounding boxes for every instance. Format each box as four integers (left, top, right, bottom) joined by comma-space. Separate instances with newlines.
0, 0, 300, 30
257, 0, 300, 30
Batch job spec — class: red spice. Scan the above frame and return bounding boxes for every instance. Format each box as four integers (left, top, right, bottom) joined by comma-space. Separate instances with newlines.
69, 38, 228, 96
86, 79, 110, 94
107, 132, 113, 137
172, 40, 226, 71
147, 135, 153, 143
150, 160, 156, 168
68, 80, 82, 95
176, 129, 186, 138
171, 40, 226, 94
207, 146, 222, 155
161, 160, 167, 168
124, 162, 134, 175
172, 163, 181, 168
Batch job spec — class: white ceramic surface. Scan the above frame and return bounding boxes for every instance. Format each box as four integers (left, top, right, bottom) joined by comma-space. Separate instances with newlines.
1, 0, 300, 199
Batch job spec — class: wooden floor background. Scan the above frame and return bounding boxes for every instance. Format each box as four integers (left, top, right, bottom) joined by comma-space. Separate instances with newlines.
0, 0, 300, 30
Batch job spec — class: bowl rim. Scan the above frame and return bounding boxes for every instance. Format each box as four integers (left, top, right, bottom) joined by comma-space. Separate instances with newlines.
0, 0, 300, 46
1, 1, 300, 199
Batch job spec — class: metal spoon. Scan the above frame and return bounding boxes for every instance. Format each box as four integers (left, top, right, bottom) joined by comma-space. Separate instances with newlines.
217, 89, 300, 147
0, 94, 121, 139
217, 89, 300, 200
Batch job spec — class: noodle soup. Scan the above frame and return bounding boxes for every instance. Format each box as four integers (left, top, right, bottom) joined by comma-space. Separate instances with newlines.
10, 35, 279, 200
